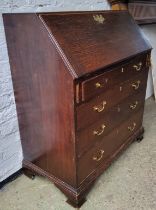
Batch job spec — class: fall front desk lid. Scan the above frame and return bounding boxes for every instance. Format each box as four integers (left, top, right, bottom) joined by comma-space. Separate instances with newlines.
39, 11, 151, 78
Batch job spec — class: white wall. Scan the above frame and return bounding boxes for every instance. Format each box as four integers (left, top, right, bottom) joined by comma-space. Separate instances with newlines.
0, 0, 110, 182
141, 25, 156, 99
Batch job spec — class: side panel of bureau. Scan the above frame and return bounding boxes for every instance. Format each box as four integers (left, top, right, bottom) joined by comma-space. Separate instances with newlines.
3, 14, 77, 186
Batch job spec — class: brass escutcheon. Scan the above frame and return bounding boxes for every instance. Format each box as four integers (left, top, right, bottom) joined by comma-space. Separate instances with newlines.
93, 14, 105, 24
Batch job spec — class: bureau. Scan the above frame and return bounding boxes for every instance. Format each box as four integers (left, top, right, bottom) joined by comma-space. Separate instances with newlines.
3, 11, 151, 207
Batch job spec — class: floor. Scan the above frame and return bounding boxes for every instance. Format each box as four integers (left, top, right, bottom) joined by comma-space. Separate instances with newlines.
0, 97, 156, 210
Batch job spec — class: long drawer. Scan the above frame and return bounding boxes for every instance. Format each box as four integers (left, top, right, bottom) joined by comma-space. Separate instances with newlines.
77, 71, 148, 130
77, 108, 144, 185
77, 90, 145, 156
80, 54, 147, 102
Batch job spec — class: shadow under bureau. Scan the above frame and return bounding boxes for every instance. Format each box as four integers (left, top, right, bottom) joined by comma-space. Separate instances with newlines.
3, 11, 152, 207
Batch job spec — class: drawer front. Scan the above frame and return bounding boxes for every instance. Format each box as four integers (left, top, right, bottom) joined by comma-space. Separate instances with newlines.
77, 91, 145, 156
81, 54, 147, 102
77, 108, 144, 185
77, 71, 148, 130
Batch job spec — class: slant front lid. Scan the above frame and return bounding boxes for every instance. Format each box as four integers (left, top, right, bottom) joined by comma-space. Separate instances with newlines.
40, 11, 151, 78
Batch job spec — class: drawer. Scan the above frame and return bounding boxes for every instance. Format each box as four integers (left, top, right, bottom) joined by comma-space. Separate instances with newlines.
77, 108, 144, 185
77, 91, 145, 155
77, 71, 148, 130
80, 54, 147, 102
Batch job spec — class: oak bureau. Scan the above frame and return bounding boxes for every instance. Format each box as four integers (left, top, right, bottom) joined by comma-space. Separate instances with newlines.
3, 11, 152, 207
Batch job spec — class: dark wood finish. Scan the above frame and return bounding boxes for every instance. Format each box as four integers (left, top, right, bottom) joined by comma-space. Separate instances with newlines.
77, 72, 148, 130
77, 108, 144, 184
40, 11, 150, 78
81, 54, 147, 102
3, 13, 76, 187
3, 11, 151, 207
77, 91, 146, 156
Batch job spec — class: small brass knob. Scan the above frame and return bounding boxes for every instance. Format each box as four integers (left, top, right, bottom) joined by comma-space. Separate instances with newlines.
95, 82, 102, 88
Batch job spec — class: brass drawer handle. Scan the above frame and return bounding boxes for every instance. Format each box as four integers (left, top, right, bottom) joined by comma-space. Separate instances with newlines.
93, 124, 106, 136
93, 101, 107, 112
133, 62, 142, 71
93, 150, 104, 161
130, 101, 138, 110
132, 80, 141, 90
95, 82, 103, 88
128, 122, 136, 132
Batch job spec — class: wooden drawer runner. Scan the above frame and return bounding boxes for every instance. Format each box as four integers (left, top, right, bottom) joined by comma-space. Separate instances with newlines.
81, 54, 147, 102
77, 71, 147, 130
77, 108, 144, 185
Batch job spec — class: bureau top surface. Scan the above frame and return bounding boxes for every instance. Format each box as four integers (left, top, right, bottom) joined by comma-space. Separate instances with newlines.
39, 11, 151, 78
